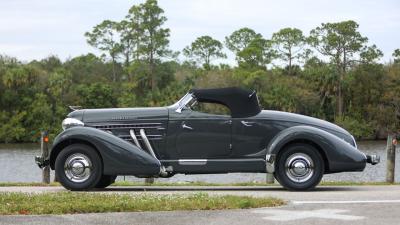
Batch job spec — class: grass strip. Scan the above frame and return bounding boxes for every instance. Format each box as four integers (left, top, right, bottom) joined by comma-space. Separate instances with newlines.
0, 192, 284, 215
0, 182, 60, 187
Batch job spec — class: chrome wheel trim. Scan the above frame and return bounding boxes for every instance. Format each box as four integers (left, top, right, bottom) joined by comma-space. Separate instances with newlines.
64, 153, 92, 183
285, 153, 314, 183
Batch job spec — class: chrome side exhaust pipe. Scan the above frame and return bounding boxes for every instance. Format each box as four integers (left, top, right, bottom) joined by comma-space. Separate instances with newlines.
129, 129, 142, 148
139, 129, 158, 159
139, 129, 168, 177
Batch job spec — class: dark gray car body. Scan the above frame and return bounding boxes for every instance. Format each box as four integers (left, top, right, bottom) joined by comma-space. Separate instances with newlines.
48, 93, 368, 177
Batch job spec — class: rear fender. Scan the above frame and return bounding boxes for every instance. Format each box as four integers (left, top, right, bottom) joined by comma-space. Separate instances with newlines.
49, 127, 161, 176
266, 125, 366, 173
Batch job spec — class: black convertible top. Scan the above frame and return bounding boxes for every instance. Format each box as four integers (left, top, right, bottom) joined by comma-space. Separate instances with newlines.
189, 87, 261, 118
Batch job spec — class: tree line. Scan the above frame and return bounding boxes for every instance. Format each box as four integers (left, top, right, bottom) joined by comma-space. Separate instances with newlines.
0, 0, 399, 143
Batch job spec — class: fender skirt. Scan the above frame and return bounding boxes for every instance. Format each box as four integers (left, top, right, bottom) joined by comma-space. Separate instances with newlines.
49, 126, 161, 176
266, 125, 367, 173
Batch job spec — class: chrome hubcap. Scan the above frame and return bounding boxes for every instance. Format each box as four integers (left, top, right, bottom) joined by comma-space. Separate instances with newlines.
64, 153, 92, 183
285, 153, 314, 183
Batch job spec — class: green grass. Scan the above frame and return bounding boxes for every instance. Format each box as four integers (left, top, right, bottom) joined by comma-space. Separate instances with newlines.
0, 181, 398, 187
0, 192, 284, 215
0, 182, 60, 187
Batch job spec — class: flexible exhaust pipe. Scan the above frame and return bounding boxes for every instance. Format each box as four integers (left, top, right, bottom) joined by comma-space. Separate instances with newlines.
139, 129, 158, 159
139, 129, 168, 176
129, 129, 142, 148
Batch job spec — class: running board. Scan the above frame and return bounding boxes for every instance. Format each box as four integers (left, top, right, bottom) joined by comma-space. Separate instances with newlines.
161, 158, 266, 173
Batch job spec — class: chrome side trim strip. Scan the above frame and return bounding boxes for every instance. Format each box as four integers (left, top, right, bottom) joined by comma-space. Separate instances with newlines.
129, 129, 142, 148
178, 159, 208, 165
88, 122, 165, 130
97, 126, 163, 130
119, 136, 163, 144
90, 122, 163, 126
120, 134, 163, 138
120, 137, 163, 141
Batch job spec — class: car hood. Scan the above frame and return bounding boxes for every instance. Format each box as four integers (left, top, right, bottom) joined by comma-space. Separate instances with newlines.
255, 110, 350, 136
67, 107, 168, 123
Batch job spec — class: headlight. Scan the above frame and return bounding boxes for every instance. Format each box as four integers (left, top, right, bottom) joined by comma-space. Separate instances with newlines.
62, 118, 84, 130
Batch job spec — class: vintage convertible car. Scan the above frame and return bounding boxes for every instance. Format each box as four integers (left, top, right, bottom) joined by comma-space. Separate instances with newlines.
35, 87, 379, 191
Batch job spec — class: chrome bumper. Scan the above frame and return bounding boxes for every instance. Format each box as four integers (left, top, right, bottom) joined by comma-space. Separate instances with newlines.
35, 156, 49, 168
265, 154, 276, 173
366, 154, 380, 165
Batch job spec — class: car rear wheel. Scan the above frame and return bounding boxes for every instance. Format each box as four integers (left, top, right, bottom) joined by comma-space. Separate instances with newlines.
95, 175, 117, 188
55, 144, 102, 191
275, 143, 324, 191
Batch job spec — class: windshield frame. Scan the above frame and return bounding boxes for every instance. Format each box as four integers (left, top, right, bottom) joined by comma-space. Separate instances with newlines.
174, 93, 196, 113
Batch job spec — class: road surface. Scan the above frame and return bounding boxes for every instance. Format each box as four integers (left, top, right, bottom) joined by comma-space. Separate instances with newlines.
1, 185, 400, 225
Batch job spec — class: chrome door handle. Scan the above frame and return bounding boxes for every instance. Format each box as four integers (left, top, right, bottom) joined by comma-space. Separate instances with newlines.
223, 120, 232, 125
241, 121, 255, 127
182, 123, 193, 130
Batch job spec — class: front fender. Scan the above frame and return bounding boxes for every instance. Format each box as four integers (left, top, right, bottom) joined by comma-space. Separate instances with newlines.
266, 125, 367, 173
50, 127, 161, 176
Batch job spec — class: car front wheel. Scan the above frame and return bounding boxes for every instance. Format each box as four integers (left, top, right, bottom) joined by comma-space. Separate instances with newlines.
55, 144, 102, 191
275, 143, 324, 191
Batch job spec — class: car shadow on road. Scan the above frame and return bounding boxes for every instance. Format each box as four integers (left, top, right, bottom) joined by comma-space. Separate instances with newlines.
92, 186, 358, 192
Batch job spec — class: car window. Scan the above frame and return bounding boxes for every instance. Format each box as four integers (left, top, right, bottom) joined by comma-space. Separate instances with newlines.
191, 102, 231, 116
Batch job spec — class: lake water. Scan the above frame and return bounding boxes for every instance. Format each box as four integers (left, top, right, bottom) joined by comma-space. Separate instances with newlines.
0, 141, 399, 183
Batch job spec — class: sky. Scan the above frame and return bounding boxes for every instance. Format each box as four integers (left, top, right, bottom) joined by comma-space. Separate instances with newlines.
0, 0, 399, 64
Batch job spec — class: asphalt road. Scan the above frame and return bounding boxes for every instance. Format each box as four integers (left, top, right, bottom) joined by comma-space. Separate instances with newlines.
1, 185, 400, 225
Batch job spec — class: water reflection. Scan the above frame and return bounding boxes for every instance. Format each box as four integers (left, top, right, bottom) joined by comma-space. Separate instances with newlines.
0, 141, 398, 183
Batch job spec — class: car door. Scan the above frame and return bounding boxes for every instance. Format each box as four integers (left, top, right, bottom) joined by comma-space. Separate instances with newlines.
231, 118, 273, 158
175, 102, 232, 159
